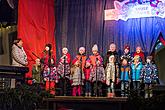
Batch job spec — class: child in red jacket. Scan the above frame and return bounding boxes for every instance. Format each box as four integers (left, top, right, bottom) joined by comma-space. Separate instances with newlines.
83, 59, 92, 97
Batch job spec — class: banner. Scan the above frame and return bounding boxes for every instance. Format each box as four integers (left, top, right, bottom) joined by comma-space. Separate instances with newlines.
105, 0, 165, 21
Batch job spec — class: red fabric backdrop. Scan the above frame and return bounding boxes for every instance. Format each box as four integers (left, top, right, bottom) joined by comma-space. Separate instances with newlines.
18, 0, 56, 84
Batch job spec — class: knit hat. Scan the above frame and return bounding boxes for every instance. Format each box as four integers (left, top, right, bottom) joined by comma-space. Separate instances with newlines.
72, 58, 78, 65
92, 44, 98, 51
79, 47, 85, 51
124, 45, 130, 51
62, 47, 68, 52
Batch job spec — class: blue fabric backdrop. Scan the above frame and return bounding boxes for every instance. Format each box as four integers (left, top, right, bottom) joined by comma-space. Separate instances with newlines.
55, 0, 165, 61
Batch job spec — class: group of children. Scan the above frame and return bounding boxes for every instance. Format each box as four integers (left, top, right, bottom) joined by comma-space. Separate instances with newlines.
32, 43, 159, 98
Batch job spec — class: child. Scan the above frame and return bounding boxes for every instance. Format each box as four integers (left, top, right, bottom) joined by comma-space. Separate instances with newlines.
141, 56, 158, 98
83, 59, 92, 97
70, 58, 85, 96
89, 44, 105, 96
104, 43, 119, 68
76, 47, 87, 70
57, 47, 71, 95
57, 47, 71, 78
120, 45, 132, 65
133, 46, 145, 64
105, 55, 119, 97
43, 58, 58, 95
120, 58, 131, 97
131, 55, 143, 94
32, 58, 42, 84
40, 44, 55, 67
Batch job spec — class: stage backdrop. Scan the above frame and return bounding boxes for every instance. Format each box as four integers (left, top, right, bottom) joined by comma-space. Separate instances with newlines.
55, 0, 165, 61
18, 0, 56, 82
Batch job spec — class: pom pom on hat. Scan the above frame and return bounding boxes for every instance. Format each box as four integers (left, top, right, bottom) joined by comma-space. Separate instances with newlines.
79, 47, 85, 52
92, 44, 98, 51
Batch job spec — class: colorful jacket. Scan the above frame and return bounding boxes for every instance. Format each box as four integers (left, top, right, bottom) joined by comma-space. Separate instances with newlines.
32, 64, 42, 83
43, 65, 59, 82
105, 62, 119, 85
141, 63, 158, 84
83, 66, 92, 81
89, 54, 105, 82
57, 53, 71, 79
120, 53, 133, 64
131, 62, 143, 81
70, 66, 85, 86
76, 54, 87, 70
104, 50, 119, 68
120, 65, 130, 81
12, 44, 28, 67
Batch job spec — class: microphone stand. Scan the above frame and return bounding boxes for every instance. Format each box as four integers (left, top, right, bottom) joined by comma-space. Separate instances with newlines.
48, 51, 51, 94
63, 56, 66, 96
123, 67, 126, 97
80, 56, 83, 96
95, 58, 98, 97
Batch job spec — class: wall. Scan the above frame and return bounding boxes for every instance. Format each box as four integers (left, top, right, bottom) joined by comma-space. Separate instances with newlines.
0, 26, 17, 65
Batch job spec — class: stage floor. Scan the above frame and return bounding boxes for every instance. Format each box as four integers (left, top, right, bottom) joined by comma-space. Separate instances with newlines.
45, 96, 128, 102
44, 96, 128, 110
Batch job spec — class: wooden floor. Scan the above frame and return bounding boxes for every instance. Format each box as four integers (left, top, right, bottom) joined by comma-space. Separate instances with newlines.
45, 96, 127, 102
44, 96, 128, 110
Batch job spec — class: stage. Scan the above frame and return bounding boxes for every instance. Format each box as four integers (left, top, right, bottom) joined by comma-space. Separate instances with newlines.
44, 96, 128, 110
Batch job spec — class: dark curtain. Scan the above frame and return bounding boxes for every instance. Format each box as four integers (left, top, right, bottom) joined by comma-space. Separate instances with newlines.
55, 0, 165, 61
55, 0, 106, 61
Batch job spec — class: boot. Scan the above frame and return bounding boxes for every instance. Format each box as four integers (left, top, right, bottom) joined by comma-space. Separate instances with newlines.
107, 92, 114, 98
85, 92, 88, 97
89, 92, 91, 97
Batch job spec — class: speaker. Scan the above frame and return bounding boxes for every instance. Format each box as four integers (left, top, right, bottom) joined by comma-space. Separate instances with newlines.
152, 85, 165, 96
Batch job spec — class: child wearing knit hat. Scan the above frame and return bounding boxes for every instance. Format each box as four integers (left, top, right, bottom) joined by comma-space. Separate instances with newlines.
89, 44, 105, 96
120, 45, 132, 65
133, 46, 145, 64
104, 43, 119, 69
70, 58, 85, 96
57, 47, 71, 96
83, 59, 92, 97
